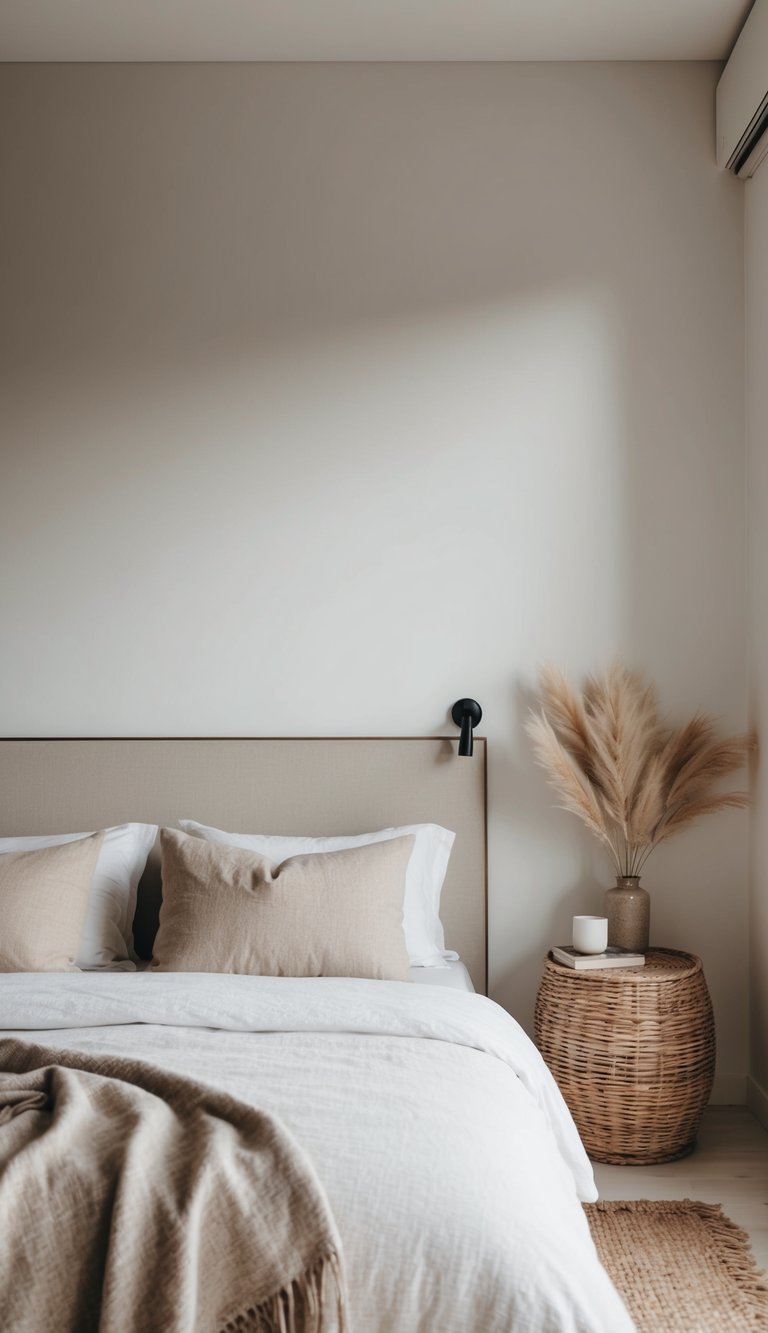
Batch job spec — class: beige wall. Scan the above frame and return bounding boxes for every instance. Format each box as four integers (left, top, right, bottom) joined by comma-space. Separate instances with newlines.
747, 160, 768, 1116
0, 63, 748, 1087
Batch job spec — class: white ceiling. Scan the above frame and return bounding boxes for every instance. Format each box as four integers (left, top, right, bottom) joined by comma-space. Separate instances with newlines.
0, 0, 755, 63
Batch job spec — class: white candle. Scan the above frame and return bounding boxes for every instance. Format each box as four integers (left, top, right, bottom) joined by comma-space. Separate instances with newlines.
572, 915, 608, 955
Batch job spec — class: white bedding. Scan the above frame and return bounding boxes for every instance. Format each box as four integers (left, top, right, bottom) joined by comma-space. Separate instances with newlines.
409, 958, 474, 990
0, 972, 633, 1332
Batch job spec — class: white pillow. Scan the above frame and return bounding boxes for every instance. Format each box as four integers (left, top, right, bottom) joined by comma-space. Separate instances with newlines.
0, 824, 157, 970
178, 819, 456, 968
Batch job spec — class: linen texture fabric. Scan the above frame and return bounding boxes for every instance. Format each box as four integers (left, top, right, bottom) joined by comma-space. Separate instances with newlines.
0, 832, 104, 972
178, 818, 455, 967
0, 971, 636, 1331
0, 1037, 347, 1333
0, 824, 158, 970
153, 828, 413, 980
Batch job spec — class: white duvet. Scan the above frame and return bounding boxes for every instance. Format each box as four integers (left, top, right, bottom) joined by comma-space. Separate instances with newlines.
0, 973, 633, 1332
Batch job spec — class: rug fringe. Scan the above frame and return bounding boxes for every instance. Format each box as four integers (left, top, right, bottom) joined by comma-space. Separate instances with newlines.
586, 1198, 768, 1325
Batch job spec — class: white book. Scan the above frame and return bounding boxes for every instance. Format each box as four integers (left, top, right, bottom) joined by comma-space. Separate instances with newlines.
551, 945, 646, 970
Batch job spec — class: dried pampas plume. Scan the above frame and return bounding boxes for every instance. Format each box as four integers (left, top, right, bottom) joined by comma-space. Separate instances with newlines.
525, 662, 755, 876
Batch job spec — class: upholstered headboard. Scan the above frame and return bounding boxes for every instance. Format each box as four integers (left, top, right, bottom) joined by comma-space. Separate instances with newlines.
0, 737, 488, 992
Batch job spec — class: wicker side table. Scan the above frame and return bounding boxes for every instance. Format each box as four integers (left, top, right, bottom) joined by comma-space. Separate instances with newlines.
534, 949, 715, 1165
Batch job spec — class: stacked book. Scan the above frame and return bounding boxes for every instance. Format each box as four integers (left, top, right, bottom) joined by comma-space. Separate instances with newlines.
551, 945, 645, 970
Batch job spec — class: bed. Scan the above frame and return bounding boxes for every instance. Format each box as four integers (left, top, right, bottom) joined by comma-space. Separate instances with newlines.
0, 738, 633, 1332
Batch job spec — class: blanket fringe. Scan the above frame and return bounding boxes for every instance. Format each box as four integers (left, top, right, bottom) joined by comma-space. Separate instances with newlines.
220, 1250, 348, 1333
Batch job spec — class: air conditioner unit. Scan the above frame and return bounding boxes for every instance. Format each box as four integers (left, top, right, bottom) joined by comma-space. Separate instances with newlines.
717, 0, 768, 177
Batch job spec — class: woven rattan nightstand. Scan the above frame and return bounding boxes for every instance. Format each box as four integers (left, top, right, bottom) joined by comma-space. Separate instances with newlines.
534, 949, 715, 1165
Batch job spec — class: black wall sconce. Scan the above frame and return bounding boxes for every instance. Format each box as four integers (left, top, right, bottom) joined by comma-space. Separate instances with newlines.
451, 698, 482, 757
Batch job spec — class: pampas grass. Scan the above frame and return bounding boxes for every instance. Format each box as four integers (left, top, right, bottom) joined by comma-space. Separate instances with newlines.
526, 663, 754, 877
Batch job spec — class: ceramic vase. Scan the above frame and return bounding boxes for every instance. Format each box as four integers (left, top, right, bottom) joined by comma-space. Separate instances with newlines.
604, 876, 650, 951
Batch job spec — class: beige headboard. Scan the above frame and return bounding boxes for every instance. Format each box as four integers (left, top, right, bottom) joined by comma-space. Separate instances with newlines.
0, 737, 488, 993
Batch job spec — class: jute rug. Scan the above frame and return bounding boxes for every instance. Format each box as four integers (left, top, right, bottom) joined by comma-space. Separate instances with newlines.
585, 1200, 768, 1331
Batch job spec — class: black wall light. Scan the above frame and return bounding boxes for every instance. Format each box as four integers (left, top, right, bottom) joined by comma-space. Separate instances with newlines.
451, 698, 482, 757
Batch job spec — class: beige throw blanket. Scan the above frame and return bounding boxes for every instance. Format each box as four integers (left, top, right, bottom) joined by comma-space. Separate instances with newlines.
0, 1038, 348, 1333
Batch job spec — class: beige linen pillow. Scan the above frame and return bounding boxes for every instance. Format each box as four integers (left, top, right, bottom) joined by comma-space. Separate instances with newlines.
153, 828, 413, 980
0, 832, 105, 972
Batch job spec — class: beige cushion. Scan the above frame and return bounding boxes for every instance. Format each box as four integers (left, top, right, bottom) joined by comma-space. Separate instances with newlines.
0, 832, 105, 972
153, 828, 413, 980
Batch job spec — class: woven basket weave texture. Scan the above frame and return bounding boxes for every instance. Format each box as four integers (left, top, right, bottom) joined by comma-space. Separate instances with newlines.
534, 949, 715, 1165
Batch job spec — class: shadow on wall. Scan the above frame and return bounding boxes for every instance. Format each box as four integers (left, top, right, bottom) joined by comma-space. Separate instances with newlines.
0, 62, 746, 1048
0, 62, 732, 379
